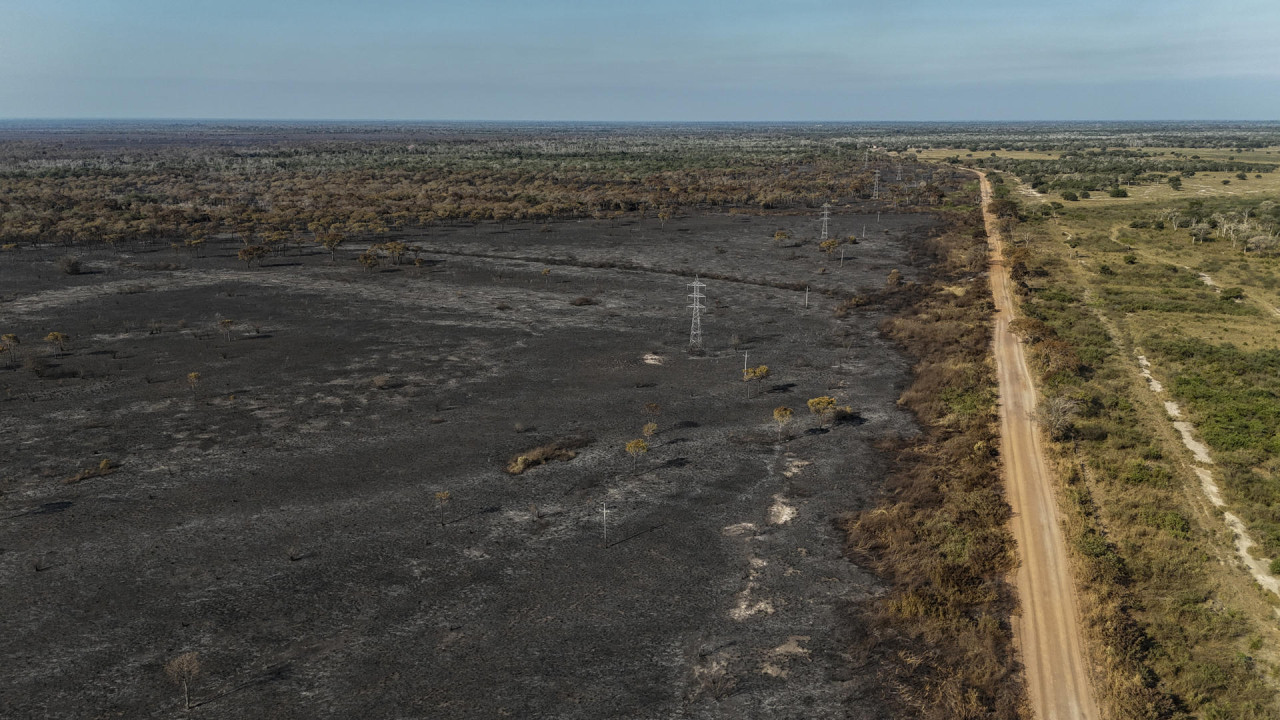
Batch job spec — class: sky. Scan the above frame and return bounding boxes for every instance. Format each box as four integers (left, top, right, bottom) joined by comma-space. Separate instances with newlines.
2, 0, 1279, 121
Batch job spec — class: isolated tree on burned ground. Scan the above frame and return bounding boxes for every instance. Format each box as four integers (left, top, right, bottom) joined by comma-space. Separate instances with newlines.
743, 365, 770, 399
807, 396, 851, 427
164, 652, 201, 711
773, 406, 794, 439
44, 331, 70, 355
625, 438, 649, 470
434, 490, 451, 527
0, 334, 19, 367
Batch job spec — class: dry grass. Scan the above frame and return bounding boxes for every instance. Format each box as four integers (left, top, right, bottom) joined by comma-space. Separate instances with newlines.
505, 437, 589, 475
64, 458, 116, 484
841, 202, 1026, 719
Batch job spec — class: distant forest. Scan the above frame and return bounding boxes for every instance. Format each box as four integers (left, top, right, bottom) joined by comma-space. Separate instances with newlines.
2, 121, 1278, 250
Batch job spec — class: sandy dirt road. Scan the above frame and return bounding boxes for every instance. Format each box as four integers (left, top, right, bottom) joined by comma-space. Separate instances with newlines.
980, 174, 1100, 720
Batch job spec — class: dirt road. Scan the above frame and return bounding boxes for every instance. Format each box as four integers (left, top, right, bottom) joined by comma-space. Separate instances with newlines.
980, 174, 1100, 720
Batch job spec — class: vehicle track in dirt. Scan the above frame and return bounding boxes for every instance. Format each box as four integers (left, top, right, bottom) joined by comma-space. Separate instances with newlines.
980, 173, 1100, 720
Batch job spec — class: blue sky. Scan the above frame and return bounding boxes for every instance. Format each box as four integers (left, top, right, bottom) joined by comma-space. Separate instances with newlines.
2, 0, 1278, 120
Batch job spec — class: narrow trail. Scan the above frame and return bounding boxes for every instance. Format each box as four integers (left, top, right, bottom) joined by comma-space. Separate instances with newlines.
979, 174, 1100, 720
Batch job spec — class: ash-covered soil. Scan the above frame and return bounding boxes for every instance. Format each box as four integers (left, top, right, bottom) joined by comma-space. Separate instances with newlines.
1, 210, 934, 719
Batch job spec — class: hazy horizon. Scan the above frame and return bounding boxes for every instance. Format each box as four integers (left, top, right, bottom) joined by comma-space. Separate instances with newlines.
4, 0, 1279, 121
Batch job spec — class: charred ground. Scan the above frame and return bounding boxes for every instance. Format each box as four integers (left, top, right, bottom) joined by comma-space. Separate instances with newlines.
0, 178, 973, 718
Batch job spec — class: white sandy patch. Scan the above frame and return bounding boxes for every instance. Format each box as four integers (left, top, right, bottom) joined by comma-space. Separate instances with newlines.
760, 635, 811, 677
1173, 422, 1214, 464
768, 495, 796, 525
781, 458, 811, 478
642, 353, 663, 365
729, 555, 776, 620
1136, 355, 1164, 392
760, 663, 788, 678
1194, 467, 1225, 507
729, 592, 775, 621
1164, 401, 1182, 419
721, 522, 758, 537
771, 635, 811, 658
1224, 511, 1280, 597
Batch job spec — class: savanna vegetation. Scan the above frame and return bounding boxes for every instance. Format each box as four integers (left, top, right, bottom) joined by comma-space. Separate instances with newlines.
969, 151, 1280, 716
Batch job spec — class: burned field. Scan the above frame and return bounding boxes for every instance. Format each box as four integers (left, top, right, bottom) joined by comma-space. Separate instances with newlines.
2, 208, 942, 718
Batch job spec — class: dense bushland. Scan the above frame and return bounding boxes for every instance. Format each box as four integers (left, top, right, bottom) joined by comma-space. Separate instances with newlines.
1147, 336, 1280, 559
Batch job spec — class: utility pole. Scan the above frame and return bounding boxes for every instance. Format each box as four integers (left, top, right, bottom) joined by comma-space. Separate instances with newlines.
687, 277, 706, 350
601, 504, 609, 546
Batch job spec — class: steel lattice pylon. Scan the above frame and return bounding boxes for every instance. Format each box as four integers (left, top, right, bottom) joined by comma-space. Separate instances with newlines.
687, 277, 706, 350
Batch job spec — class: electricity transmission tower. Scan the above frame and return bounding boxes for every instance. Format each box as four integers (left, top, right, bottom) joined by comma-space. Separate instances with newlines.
820, 202, 831, 242
873, 170, 881, 200
687, 277, 706, 350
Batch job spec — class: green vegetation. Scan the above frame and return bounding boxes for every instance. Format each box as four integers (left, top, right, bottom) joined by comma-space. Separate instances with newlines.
982, 146, 1280, 716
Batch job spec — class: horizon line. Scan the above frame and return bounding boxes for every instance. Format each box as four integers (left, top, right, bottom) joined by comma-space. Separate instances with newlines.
3, 117, 1280, 125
